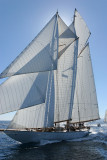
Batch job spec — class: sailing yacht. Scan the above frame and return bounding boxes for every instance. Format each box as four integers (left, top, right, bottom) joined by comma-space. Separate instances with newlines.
0, 9, 99, 143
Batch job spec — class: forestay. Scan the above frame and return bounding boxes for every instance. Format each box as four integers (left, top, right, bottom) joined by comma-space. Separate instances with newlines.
71, 44, 99, 123
0, 72, 48, 114
8, 71, 55, 129
69, 9, 90, 54
54, 39, 78, 123
0, 14, 58, 78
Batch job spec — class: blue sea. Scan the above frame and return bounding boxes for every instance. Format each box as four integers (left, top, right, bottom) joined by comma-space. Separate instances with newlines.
0, 120, 107, 160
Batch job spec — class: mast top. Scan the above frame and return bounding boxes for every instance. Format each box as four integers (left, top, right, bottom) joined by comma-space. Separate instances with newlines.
75, 8, 77, 12
56, 9, 58, 15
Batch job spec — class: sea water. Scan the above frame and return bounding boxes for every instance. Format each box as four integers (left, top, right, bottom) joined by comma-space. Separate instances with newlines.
0, 120, 107, 160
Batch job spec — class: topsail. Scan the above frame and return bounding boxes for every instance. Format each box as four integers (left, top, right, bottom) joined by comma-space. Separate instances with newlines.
69, 9, 91, 54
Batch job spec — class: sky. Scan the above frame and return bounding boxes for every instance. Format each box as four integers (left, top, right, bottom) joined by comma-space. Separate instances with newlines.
0, 0, 107, 120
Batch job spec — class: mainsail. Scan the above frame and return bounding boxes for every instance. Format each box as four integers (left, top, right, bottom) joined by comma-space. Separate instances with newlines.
71, 44, 99, 123
69, 10, 99, 123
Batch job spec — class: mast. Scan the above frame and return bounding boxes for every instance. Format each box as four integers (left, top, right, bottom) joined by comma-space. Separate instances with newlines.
54, 11, 60, 126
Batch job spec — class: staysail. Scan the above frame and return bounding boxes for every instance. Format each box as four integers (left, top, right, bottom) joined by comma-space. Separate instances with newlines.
71, 44, 99, 123
8, 104, 46, 129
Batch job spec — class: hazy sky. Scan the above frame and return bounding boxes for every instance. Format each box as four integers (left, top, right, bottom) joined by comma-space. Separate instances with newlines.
0, 0, 107, 120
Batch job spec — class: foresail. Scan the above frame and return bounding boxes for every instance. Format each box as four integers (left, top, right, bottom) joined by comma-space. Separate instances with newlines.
0, 14, 58, 78
69, 9, 90, 54
8, 71, 55, 129
0, 72, 48, 114
54, 39, 78, 123
71, 44, 99, 123
8, 104, 46, 129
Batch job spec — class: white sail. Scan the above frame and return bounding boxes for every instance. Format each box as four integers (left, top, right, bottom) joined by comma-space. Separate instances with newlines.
58, 16, 77, 57
8, 71, 55, 129
104, 110, 107, 122
69, 21, 76, 35
8, 104, 46, 129
71, 44, 99, 123
69, 9, 90, 54
0, 72, 48, 114
0, 14, 58, 78
54, 39, 78, 123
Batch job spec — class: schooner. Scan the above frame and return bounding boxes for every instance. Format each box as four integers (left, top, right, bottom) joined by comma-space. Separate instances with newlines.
0, 9, 99, 143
